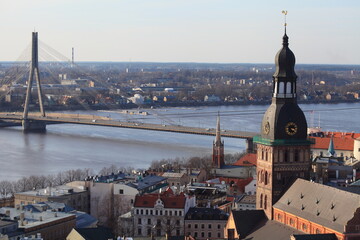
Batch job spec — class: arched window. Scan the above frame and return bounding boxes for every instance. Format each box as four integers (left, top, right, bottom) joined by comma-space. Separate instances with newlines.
284, 150, 288, 162
279, 82, 285, 94
264, 171, 268, 185
260, 194, 263, 208
264, 195, 267, 210
286, 82, 292, 95
294, 149, 299, 162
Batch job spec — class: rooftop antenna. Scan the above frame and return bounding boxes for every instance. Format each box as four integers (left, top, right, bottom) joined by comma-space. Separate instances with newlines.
281, 10, 288, 33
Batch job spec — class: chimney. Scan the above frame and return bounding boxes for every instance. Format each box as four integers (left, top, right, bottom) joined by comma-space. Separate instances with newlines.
5, 210, 10, 217
20, 212, 25, 226
39, 216, 43, 221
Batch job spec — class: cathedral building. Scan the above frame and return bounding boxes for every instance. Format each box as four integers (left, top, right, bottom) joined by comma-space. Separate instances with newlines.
253, 27, 312, 219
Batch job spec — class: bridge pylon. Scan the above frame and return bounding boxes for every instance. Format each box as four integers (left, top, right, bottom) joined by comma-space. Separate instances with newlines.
22, 32, 46, 132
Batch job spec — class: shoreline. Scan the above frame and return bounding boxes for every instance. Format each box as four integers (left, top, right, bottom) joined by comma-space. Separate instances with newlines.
1, 99, 360, 112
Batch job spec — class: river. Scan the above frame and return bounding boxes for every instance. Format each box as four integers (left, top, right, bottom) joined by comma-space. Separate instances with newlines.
1, 102, 360, 180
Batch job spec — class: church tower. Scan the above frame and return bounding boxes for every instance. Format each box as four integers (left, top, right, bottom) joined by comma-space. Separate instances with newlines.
254, 24, 312, 219
212, 114, 225, 168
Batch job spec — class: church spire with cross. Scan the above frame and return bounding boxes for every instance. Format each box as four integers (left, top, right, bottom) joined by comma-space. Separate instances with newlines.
212, 113, 225, 168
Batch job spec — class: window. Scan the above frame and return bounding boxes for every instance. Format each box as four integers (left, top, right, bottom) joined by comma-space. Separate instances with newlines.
174, 211, 177, 216
208, 224, 212, 229
138, 228, 142, 235
208, 232, 212, 238
147, 228, 151, 236
119, 189, 124, 194
176, 220, 180, 225
146, 210, 148, 215
148, 219, 151, 224
155, 210, 158, 215
169, 211, 172, 216
179, 211, 182, 216
289, 218, 294, 225
141, 209, 143, 214
194, 232, 198, 237
165, 210, 168, 215
138, 218, 142, 224
136, 209, 139, 214
167, 219, 171, 225
302, 223, 307, 231
195, 224, 198, 229
188, 224, 191, 229
218, 224, 221, 229
157, 219, 161, 226
150, 210, 153, 215
176, 229, 180, 236
201, 224, 204, 229
218, 232, 221, 238
294, 150, 299, 162
201, 232, 205, 237
264, 195, 267, 210
131, 199, 134, 204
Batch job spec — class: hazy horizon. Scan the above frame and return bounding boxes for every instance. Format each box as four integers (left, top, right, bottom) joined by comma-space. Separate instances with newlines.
1, 0, 359, 65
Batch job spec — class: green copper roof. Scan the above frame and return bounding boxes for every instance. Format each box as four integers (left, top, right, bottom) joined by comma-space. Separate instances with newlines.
253, 135, 313, 146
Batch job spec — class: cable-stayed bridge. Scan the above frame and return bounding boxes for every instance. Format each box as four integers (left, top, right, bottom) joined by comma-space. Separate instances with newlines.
0, 32, 258, 143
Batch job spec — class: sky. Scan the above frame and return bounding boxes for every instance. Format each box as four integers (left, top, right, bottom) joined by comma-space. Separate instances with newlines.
0, 0, 359, 64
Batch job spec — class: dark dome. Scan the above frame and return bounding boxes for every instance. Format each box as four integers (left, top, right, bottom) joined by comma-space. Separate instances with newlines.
261, 101, 307, 140
273, 34, 297, 79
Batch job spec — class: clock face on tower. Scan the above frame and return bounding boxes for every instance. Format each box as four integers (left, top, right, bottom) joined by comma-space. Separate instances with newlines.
285, 122, 298, 136
264, 121, 270, 135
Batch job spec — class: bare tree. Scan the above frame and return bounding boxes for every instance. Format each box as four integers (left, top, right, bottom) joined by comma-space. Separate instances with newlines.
0, 180, 14, 199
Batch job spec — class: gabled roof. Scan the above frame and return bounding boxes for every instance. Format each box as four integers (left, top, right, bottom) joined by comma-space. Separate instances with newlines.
134, 191, 186, 209
291, 234, 338, 240
73, 227, 115, 240
310, 136, 354, 151
243, 219, 302, 240
231, 210, 266, 237
233, 153, 257, 166
273, 179, 360, 233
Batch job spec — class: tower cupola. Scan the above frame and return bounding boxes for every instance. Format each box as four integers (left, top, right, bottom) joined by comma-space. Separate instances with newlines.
272, 27, 297, 99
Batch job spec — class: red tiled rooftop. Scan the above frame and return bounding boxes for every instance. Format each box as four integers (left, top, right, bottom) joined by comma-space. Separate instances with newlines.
310, 136, 354, 151
233, 153, 257, 166
134, 190, 186, 209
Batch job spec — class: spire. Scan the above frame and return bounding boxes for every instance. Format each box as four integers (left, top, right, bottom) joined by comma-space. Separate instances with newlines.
328, 135, 335, 157
215, 112, 221, 145
282, 10, 289, 47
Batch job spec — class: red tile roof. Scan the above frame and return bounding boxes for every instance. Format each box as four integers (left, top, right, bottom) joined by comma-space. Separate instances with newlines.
310, 136, 354, 151
134, 190, 186, 209
233, 153, 257, 166
219, 177, 253, 193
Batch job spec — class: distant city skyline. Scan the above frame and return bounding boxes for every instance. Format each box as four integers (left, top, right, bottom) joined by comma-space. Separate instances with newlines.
0, 0, 359, 64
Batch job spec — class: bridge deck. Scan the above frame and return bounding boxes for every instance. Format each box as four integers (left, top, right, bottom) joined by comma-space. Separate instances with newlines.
0, 112, 257, 139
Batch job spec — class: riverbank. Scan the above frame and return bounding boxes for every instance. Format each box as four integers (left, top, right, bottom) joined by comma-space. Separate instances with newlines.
1, 98, 360, 112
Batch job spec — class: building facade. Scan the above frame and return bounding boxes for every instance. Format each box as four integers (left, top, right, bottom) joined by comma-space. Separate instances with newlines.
184, 207, 228, 239
133, 188, 195, 238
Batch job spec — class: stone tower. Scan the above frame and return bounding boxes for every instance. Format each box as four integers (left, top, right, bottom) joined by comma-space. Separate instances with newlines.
254, 28, 312, 219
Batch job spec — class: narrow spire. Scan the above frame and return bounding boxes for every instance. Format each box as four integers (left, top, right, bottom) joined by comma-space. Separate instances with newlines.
282, 10, 289, 46
215, 112, 221, 144
328, 135, 335, 157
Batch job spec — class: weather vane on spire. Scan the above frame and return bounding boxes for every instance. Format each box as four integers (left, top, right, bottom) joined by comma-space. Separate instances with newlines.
282, 10, 288, 27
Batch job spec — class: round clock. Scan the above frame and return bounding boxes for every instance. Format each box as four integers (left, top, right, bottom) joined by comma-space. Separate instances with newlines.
285, 122, 298, 135
264, 121, 270, 135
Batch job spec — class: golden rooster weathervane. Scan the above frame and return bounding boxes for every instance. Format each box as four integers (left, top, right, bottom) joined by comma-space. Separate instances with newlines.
282, 10, 288, 27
